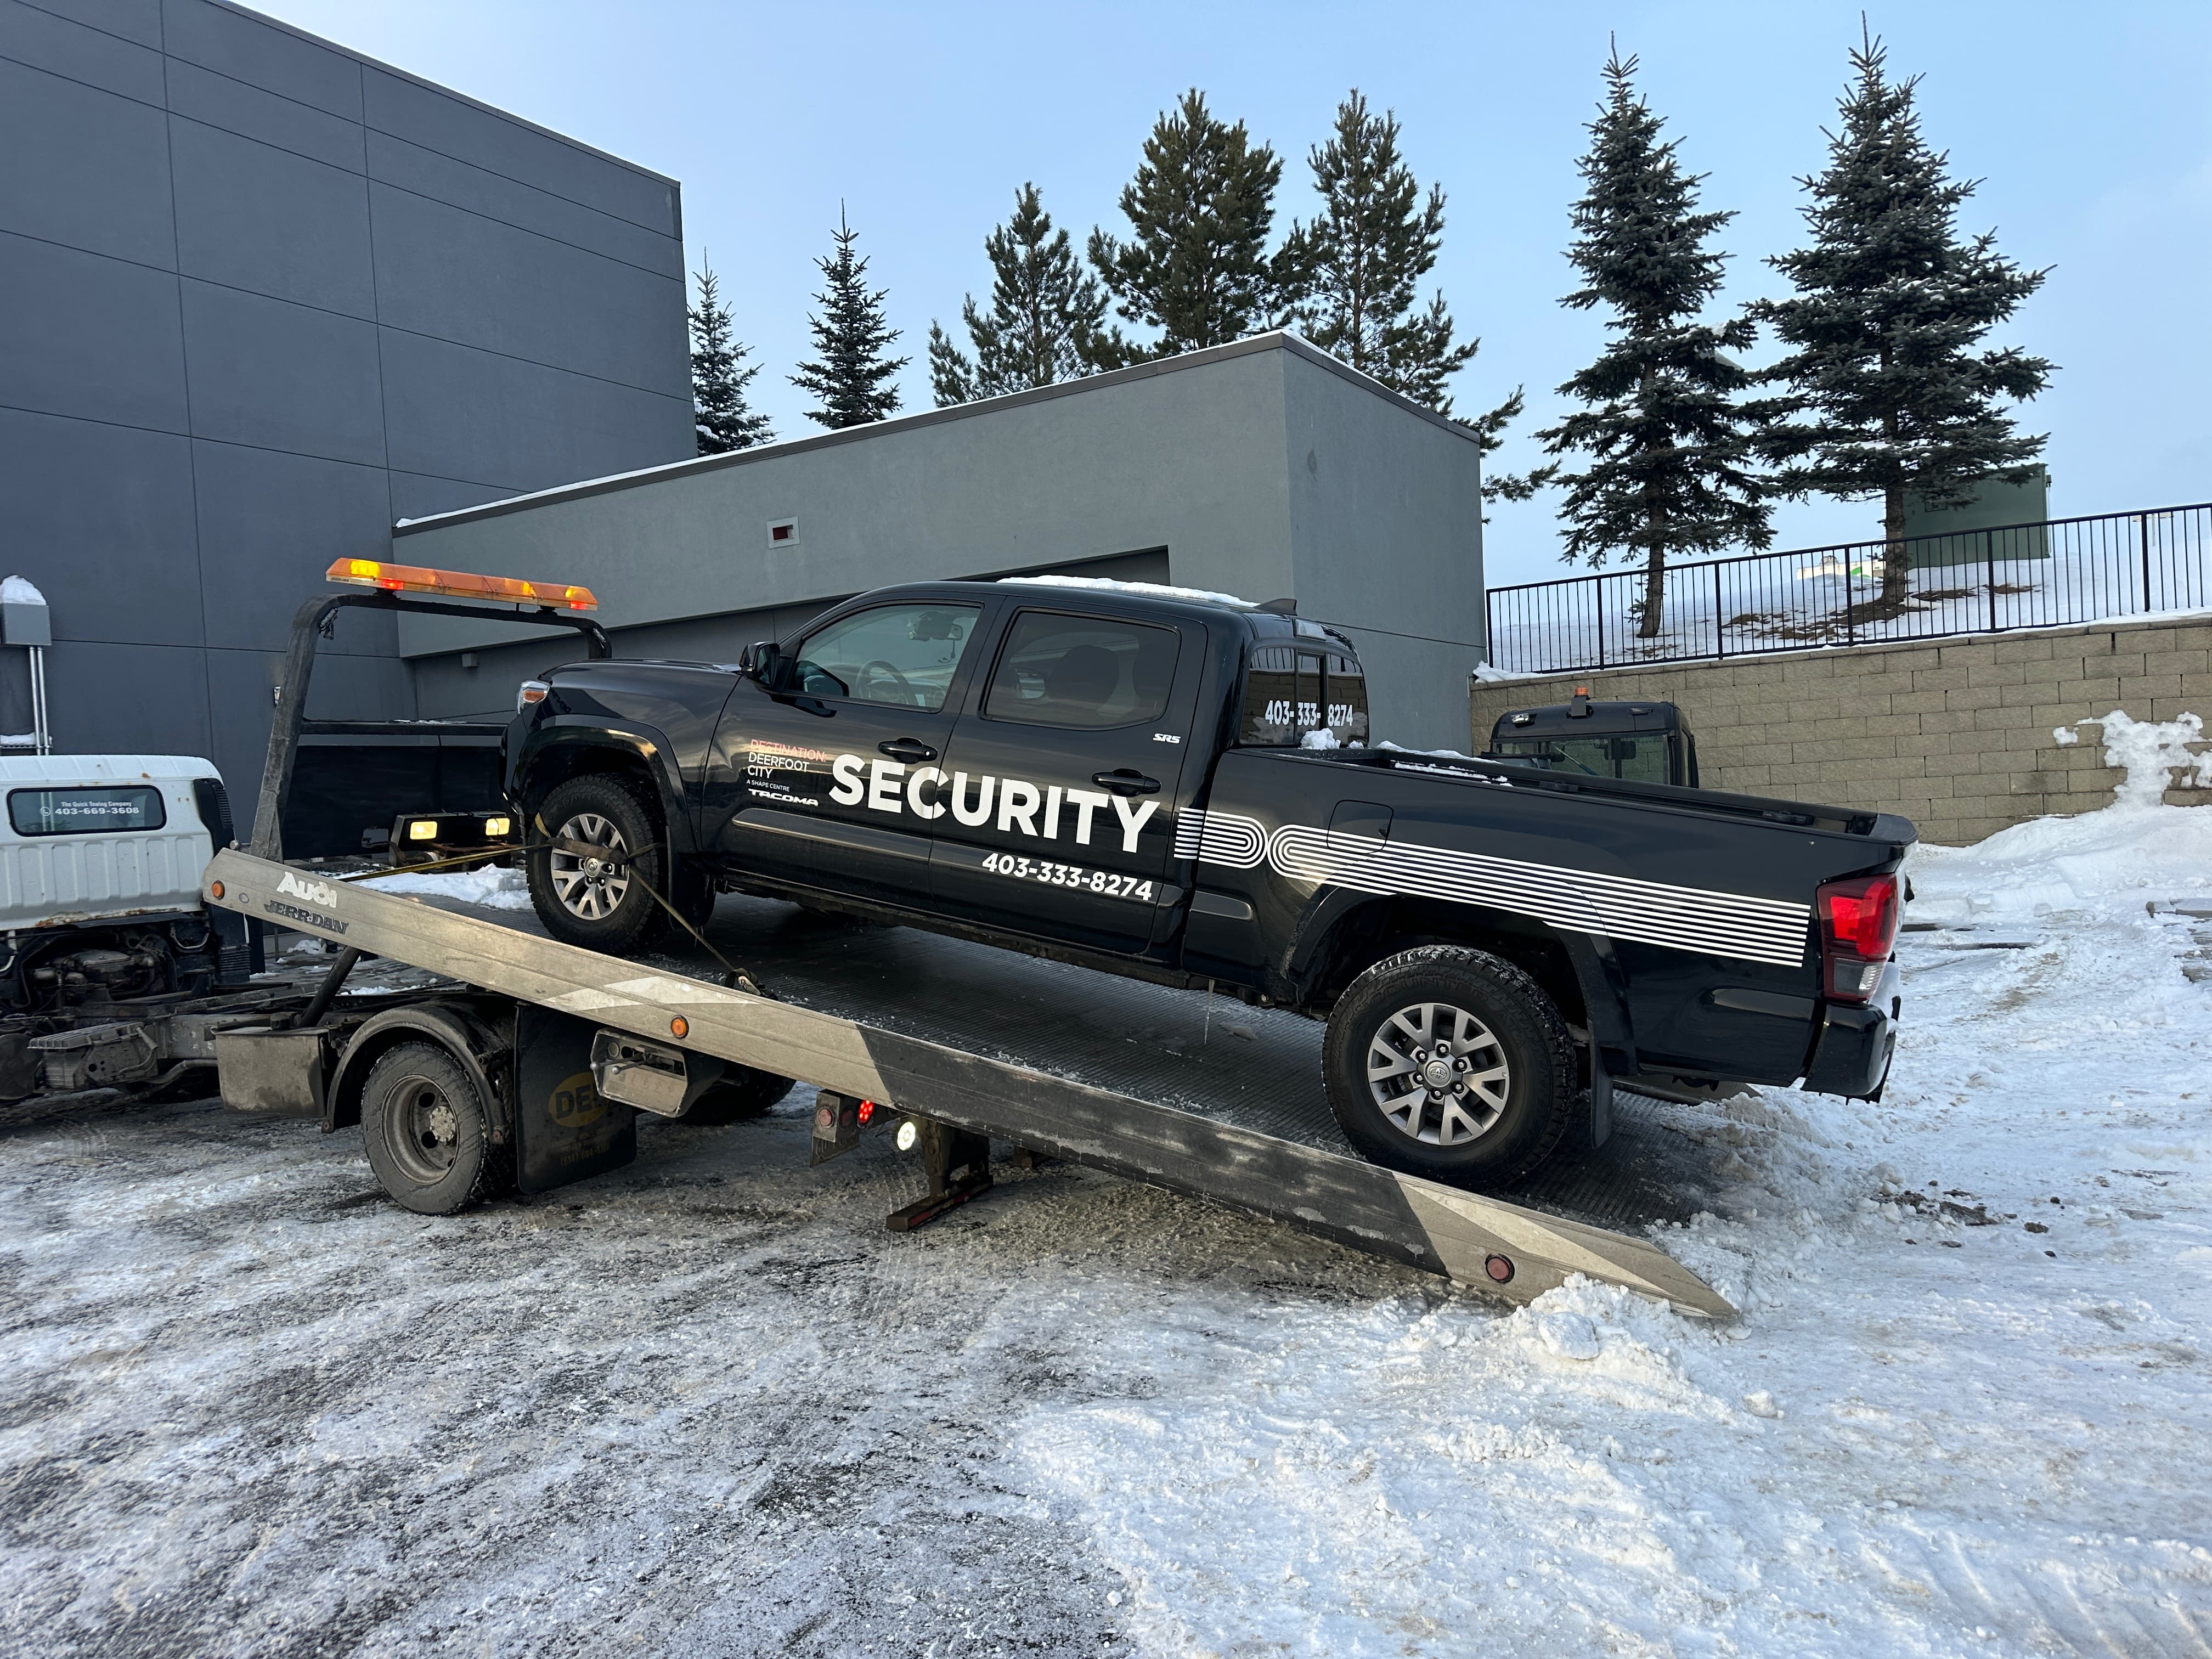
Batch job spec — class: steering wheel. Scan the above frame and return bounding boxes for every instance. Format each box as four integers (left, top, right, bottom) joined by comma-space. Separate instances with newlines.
857, 659, 919, 706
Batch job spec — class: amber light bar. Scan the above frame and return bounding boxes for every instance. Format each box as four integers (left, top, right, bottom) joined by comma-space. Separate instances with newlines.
326, 558, 598, 612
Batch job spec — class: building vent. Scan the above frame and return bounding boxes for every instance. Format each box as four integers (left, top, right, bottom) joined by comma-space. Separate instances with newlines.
768, 518, 799, 547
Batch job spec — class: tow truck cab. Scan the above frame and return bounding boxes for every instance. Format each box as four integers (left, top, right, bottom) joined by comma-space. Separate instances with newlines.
1485, 696, 1699, 788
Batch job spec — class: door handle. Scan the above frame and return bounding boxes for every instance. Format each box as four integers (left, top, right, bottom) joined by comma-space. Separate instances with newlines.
879, 738, 938, 763
1092, 769, 1160, 796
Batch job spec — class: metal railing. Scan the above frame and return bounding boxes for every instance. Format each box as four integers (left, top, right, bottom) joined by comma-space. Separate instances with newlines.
1483, 503, 2212, 675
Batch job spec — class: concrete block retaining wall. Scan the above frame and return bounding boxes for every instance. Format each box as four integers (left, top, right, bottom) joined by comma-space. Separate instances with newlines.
1467, 616, 2212, 847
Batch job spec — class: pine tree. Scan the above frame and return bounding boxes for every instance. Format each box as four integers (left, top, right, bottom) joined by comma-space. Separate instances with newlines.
929, 184, 1118, 407
1277, 88, 1524, 460
791, 207, 909, 429
689, 261, 773, 454
1532, 48, 1778, 638
1088, 89, 1283, 357
1757, 29, 2051, 612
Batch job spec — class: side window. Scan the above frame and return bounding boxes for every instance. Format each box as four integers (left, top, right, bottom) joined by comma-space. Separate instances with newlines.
1324, 651, 1369, 746
984, 611, 1181, 730
1240, 646, 1368, 746
787, 603, 981, 712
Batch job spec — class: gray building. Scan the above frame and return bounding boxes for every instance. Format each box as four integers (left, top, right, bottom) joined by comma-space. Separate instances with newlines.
0, 0, 692, 797
394, 334, 1488, 752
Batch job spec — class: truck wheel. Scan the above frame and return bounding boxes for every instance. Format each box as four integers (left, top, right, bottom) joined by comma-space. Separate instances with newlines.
1322, 945, 1575, 1190
526, 774, 674, 955
360, 1041, 511, 1215
674, 1066, 795, 1125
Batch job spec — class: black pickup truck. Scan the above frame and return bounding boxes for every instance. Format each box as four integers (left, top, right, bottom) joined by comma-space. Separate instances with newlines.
505, 578, 1911, 1190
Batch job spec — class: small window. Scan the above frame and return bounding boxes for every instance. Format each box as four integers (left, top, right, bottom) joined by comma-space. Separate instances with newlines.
787, 603, 980, 711
985, 611, 1180, 730
8, 785, 167, 837
1240, 646, 1368, 746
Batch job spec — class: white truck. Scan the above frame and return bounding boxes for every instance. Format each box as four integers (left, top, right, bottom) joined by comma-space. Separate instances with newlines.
0, 754, 272, 1098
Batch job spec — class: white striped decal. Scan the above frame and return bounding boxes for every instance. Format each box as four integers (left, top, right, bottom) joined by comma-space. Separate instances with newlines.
1177, 809, 1811, 969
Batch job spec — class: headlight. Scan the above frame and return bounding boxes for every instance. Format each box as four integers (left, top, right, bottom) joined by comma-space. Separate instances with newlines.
407, 819, 438, 842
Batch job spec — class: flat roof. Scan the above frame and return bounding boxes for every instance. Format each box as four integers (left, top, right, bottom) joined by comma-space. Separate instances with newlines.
391, 331, 1484, 537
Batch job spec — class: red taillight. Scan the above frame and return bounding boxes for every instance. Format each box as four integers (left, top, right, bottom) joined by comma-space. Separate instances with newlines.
857, 1098, 876, 1125
1817, 873, 1900, 1001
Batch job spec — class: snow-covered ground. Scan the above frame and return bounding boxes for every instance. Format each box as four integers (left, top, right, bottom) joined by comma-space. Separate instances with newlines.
4, 760, 2210, 1654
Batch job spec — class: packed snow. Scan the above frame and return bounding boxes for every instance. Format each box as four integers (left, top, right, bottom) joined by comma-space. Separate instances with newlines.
357, 862, 533, 910
1, 574, 46, 607
2, 731, 2209, 1654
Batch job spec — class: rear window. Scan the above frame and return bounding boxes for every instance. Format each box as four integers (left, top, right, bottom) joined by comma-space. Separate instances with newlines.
8, 785, 167, 837
1240, 646, 1369, 747
1490, 736, 1670, 784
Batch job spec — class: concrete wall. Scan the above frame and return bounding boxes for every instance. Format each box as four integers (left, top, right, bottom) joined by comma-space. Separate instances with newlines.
1469, 616, 2212, 847
0, 0, 691, 808
392, 333, 1489, 749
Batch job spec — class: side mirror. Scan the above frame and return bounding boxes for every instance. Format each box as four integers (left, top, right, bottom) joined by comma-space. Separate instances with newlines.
740, 640, 781, 683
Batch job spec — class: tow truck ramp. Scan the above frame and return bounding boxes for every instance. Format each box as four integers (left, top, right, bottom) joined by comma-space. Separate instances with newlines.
204, 848, 1733, 1319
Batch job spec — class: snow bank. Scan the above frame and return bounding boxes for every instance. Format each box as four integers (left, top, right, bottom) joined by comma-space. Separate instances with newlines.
359, 864, 531, 910
1909, 710, 2212, 926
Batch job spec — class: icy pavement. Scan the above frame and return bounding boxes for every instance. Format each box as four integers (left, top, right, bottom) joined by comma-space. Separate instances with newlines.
4, 823, 2212, 1653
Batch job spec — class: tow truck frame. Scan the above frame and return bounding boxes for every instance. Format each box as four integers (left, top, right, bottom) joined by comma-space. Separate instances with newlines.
201, 562, 1735, 1319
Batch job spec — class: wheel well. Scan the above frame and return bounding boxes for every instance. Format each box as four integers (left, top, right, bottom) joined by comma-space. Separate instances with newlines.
519, 743, 662, 828
1299, 898, 1588, 1029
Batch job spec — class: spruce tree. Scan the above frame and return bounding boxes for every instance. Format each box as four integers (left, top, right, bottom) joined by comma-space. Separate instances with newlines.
791, 207, 909, 428
689, 261, 773, 454
1757, 30, 2051, 611
1532, 48, 1778, 638
1088, 90, 1283, 357
1277, 88, 1524, 450
929, 184, 1118, 407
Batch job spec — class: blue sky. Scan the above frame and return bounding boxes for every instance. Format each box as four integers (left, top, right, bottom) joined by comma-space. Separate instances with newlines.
261, 1, 2212, 586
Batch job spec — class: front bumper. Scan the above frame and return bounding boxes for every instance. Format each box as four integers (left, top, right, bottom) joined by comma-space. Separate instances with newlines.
1802, 957, 1902, 1101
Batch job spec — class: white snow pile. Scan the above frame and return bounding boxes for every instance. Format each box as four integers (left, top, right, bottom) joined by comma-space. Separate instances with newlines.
1, 574, 46, 606
358, 863, 532, 910
1000, 574, 1259, 608
1007, 764, 2212, 1652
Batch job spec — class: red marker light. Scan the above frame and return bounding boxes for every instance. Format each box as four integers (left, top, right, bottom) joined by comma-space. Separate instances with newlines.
669, 1016, 689, 1039
1484, 1254, 1515, 1284
857, 1098, 876, 1125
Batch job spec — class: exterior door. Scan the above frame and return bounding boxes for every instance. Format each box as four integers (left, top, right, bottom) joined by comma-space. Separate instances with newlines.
707, 599, 986, 906
928, 605, 1201, 955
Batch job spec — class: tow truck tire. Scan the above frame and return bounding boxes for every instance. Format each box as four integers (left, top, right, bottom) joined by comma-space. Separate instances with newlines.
360, 1041, 512, 1215
526, 774, 674, 955
674, 1066, 795, 1125
1322, 945, 1575, 1190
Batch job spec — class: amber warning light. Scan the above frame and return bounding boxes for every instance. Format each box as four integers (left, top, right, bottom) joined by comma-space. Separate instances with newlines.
326, 558, 598, 612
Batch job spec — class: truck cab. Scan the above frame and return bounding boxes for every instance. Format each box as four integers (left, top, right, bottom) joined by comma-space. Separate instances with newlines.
1485, 696, 1699, 788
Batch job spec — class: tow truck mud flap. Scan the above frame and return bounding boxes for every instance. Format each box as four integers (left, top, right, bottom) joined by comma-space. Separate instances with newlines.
513, 1005, 636, 1194
199, 850, 1733, 1317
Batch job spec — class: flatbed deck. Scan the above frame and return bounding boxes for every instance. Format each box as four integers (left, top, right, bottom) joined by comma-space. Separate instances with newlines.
206, 849, 1735, 1317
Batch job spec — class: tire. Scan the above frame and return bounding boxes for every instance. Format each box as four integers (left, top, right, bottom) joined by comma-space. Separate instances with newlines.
673, 1066, 795, 1126
526, 773, 677, 955
1321, 945, 1575, 1190
360, 1040, 512, 1215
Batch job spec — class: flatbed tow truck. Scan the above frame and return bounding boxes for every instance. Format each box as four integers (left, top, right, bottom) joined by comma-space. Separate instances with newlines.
199, 559, 1738, 1319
